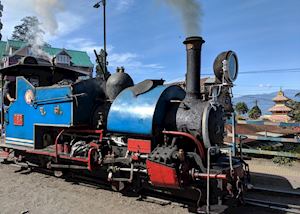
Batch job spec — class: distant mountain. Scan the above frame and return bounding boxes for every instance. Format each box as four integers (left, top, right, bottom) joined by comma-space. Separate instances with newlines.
233, 89, 300, 115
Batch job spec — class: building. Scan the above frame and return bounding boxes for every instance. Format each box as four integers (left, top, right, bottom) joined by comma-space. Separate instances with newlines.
224, 122, 300, 147
267, 89, 293, 122
0, 40, 94, 75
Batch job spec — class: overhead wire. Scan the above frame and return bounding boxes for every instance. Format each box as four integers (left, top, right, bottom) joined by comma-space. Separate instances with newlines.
174, 67, 300, 83
201, 67, 300, 76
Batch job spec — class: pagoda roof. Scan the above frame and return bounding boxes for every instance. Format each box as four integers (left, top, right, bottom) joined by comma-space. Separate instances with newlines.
269, 105, 292, 112
267, 115, 292, 123
272, 90, 289, 102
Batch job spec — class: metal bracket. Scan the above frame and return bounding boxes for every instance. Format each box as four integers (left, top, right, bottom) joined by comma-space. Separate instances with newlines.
54, 105, 63, 115
39, 107, 46, 116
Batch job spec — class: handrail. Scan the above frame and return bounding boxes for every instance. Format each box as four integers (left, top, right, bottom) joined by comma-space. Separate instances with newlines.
55, 129, 65, 162
206, 147, 215, 214
32, 93, 86, 106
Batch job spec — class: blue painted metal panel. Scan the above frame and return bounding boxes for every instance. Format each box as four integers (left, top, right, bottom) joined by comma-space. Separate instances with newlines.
72, 78, 106, 125
5, 77, 73, 146
107, 85, 185, 135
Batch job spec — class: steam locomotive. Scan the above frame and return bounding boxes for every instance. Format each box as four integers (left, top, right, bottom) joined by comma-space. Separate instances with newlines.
0, 36, 249, 213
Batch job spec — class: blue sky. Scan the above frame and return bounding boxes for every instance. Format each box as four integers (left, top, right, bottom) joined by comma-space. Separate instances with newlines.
1, 0, 300, 96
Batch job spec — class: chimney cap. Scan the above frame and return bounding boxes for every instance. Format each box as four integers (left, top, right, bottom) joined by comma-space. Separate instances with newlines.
183, 36, 205, 44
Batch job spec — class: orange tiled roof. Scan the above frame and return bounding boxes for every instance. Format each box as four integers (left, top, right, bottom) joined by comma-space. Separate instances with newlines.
268, 105, 292, 112
225, 123, 299, 136
268, 115, 292, 123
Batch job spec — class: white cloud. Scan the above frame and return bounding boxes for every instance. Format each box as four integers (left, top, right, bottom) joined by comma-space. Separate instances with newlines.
1, 0, 161, 72
109, 52, 138, 65
46, 12, 85, 41
66, 38, 110, 55
66, 38, 164, 71
258, 83, 272, 88
109, 52, 164, 70
1, 0, 85, 41
31, 0, 64, 35
116, 0, 135, 12
1, 1, 31, 40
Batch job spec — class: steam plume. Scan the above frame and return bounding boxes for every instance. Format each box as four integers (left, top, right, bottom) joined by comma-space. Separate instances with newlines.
162, 0, 202, 36
19, 16, 52, 61
32, 0, 64, 35
26, 22, 52, 61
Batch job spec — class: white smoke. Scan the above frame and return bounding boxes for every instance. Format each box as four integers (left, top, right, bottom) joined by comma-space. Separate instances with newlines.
26, 20, 52, 61
161, 0, 202, 36
31, 0, 64, 35
24, 0, 65, 61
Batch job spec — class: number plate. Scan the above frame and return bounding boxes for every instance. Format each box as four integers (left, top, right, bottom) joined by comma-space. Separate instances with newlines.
13, 114, 24, 126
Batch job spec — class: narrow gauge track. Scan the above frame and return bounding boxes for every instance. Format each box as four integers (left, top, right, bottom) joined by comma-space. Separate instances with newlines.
245, 186, 300, 214
5, 162, 298, 214
0, 162, 239, 213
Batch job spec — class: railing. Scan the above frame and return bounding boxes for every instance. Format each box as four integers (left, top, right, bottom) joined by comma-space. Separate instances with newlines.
228, 133, 300, 144
223, 133, 300, 159
226, 115, 300, 159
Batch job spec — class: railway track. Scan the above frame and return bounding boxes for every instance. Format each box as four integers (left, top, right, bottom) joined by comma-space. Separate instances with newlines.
4, 162, 300, 213
131, 184, 300, 213
245, 186, 300, 214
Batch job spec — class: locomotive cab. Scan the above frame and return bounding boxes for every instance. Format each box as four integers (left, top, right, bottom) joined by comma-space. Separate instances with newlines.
0, 60, 106, 150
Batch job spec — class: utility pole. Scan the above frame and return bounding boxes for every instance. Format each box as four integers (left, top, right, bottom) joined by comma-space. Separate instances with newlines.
232, 112, 236, 156
0, 1, 3, 41
103, 0, 107, 73
94, 0, 107, 75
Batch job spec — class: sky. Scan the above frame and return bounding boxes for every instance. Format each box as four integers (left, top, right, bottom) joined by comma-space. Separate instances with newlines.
1, 0, 300, 97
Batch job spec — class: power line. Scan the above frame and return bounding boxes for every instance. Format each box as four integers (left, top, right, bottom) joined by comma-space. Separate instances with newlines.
202, 67, 300, 76
238, 68, 300, 74
233, 93, 300, 102
169, 67, 300, 84
236, 84, 300, 88
233, 95, 275, 102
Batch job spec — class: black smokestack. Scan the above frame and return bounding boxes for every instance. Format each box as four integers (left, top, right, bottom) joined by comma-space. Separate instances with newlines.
183, 36, 205, 99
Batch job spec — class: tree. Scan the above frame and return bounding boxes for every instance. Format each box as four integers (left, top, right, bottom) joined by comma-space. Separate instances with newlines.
289, 101, 300, 122
248, 102, 262, 120
11, 16, 45, 42
235, 102, 249, 115
287, 95, 300, 122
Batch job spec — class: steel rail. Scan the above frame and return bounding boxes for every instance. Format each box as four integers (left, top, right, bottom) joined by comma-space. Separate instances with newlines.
244, 198, 300, 214
250, 186, 300, 197
245, 185, 300, 213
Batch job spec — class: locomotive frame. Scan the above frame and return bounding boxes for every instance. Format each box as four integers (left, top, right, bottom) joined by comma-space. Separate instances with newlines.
0, 37, 249, 214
